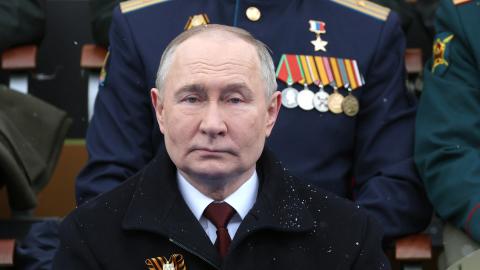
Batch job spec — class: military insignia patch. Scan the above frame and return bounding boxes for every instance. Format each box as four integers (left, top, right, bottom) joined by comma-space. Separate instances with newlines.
145, 254, 186, 270
432, 33, 454, 75
184, 14, 210, 30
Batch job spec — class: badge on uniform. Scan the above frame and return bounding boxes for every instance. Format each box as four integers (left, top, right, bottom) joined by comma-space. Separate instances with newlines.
276, 54, 364, 116
184, 14, 210, 30
145, 254, 186, 270
309, 20, 328, 52
432, 33, 454, 76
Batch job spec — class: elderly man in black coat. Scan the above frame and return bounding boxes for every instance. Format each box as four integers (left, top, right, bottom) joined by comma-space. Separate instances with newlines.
53, 24, 389, 270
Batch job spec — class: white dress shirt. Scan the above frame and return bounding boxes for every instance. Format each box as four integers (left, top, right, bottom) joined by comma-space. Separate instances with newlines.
177, 170, 259, 244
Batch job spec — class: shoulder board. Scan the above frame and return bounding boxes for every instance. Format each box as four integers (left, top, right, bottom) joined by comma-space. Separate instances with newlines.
452, 0, 472, 5
330, 0, 390, 21
120, 0, 169, 14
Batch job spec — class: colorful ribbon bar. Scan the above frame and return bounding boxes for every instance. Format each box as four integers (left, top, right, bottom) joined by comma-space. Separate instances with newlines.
277, 54, 365, 90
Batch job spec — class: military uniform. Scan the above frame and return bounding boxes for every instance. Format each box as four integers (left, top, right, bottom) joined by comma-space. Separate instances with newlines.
0, 0, 45, 52
78, 0, 432, 240
415, 0, 480, 266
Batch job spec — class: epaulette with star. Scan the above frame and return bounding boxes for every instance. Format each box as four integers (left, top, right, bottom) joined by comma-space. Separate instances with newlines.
120, 0, 170, 14
330, 0, 390, 21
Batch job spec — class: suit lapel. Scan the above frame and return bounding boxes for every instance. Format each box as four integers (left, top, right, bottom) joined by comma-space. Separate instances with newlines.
231, 148, 314, 250
122, 148, 221, 268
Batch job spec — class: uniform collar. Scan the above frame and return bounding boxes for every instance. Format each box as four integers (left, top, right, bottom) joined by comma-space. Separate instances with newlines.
177, 170, 259, 221
122, 146, 314, 266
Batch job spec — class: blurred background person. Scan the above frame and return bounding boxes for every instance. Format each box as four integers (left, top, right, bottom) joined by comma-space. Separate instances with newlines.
415, 0, 480, 268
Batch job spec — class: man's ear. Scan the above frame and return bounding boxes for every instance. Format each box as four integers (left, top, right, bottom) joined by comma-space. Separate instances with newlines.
150, 88, 165, 134
265, 91, 282, 137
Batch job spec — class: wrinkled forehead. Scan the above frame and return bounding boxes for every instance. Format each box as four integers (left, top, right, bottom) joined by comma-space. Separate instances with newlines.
172, 31, 260, 69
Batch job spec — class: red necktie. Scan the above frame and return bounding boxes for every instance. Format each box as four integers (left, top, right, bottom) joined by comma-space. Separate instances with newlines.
203, 202, 236, 258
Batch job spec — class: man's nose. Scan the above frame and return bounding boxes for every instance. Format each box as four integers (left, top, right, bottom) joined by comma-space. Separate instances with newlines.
199, 102, 227, 137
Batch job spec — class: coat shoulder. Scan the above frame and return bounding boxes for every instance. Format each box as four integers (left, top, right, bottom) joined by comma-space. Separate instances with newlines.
329, 0, 390, 21
295, 180, 369, 225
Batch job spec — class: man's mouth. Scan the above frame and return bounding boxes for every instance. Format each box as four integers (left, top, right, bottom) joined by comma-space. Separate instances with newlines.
191, 147, 234, 155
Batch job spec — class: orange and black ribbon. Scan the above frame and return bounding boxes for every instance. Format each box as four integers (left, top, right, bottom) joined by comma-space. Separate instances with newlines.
145, 254, 186, 270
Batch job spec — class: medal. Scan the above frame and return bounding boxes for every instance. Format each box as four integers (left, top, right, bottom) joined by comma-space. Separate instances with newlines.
313, 84, 329, 112
308, 20, 328, 52
297, 84, 315, 110
328, 87, 344, 114
318, 57, 343, 113
339, 59, 364, 116
341, 85, 359, 116
276, 54, 304, 109
297, 55, 319, 110
281, 86, 299, 108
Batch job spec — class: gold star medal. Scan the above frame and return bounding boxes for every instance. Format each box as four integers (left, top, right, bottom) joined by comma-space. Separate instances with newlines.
184, 14, 210, 30
309, 20, 328, 52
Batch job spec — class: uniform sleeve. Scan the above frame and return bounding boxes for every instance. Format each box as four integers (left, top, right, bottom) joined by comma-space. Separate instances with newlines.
415, 0, 480, 242
76, 6, 155, 205
0, 0, 45, 52
353, 12, 432, 240
52, 215, 102, 269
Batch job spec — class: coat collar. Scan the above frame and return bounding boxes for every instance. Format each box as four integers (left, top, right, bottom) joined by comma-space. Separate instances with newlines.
122, 146, 314, 267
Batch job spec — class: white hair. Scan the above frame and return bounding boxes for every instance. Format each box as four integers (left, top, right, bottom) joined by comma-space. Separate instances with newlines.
155, 24, 277, 101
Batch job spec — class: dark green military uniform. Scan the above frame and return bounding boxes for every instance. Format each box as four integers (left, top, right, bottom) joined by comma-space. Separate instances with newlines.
415, 0, 480, 245
0, 0, 45, 52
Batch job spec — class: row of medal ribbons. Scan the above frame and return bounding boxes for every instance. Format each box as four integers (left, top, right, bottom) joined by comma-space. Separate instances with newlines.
276, 54, 364, 117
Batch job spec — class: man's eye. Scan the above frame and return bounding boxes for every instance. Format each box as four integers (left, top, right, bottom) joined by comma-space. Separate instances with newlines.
182, 96, 199, 103
227, 97, 243, 104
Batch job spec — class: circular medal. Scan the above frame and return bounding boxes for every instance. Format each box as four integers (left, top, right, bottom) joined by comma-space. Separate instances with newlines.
313, 89, 329, 112
328, 92, 344, 114
341, 94, 359, 117
297, 87, 315, 111
281, 87, 299, 109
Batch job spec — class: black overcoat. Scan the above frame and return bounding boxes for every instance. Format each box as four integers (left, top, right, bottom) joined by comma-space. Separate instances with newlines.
54, 148, 390, 270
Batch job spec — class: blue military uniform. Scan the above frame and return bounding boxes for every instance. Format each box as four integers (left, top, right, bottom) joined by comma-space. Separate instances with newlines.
78, 0, 432, 240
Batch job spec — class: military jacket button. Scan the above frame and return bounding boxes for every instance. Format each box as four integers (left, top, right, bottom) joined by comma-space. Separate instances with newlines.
246, 6, 261, 22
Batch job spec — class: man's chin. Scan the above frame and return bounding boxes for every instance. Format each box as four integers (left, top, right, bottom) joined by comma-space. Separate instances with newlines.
182, 163, 238, 181
190, 168, 232, 181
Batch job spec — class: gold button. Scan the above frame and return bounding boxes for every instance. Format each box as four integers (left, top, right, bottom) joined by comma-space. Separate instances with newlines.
357, 1, 366, 7
246, 6, 261, 22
